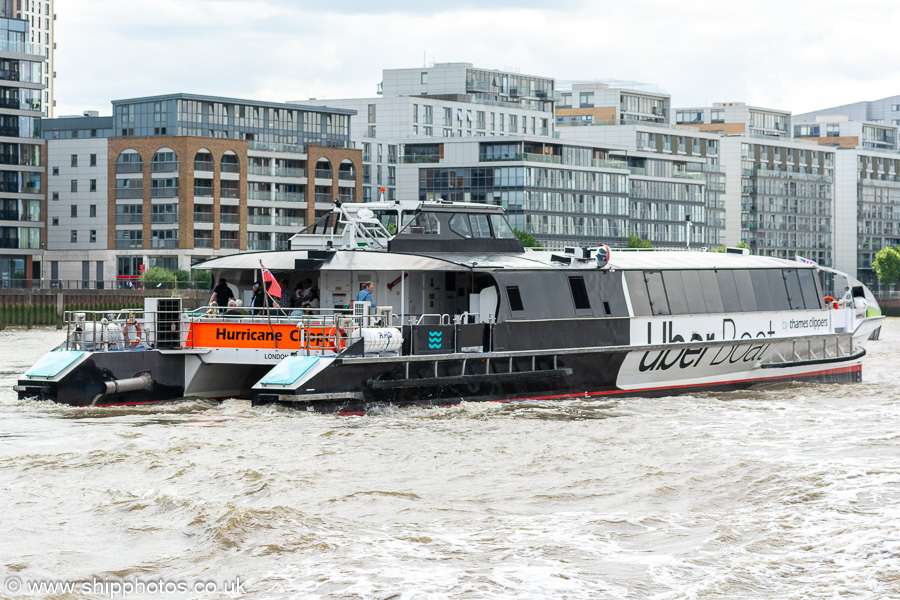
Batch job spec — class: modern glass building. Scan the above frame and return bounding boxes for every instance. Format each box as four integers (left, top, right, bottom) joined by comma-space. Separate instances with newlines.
0, 16, 45, 286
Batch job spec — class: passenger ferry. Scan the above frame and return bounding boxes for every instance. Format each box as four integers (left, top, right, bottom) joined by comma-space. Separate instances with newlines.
16, 200, 885, 414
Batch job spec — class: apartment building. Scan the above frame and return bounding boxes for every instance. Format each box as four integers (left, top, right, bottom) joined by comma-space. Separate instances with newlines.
555, 82, 670, 127
674, 102, 791, 138
0, 0, 54, 116
794, 118, 898, 151
0, 15, 45, 286
795, 94, 900, 127
43, 94, 360, 285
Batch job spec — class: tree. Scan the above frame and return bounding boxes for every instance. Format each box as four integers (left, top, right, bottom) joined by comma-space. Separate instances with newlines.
141, 266, 177, 288
514, 228, 542, 248
627, 234, 653, 249
173, 269, 190, 289
873, 246, 900, 285
192, 269, 212, 287
713, 241, 751, 253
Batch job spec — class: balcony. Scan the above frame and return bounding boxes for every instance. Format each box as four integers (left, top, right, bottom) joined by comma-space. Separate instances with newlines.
150, 187, 179, 198
315, 193, 332, 203
220, 239, 239, 249
115, 239, 143, 249
220, 213, 239, 224
314, 169, 332, 180
592, 159, 628, 170
274, 167, 302, 178
115, 214, 143, 224
248, 165, 269, 176
221, 162, 240, 174
115, 188, 143, 199
273, 216, 303, 227
248, 190, 271, 201
194, 237, 213, 249
194, 211, 214, 223
400, 155, 443, 164
248, 214, 270, 226
150, 161, 179, 173
247, 240, 271, 251
273, 192, 303, 202
338, 171, 355, 181
150, 213, 179, 224
151, 239, 178, 249
220, 187, 239, 199
194, 186, 213, 197
194, 160, 214, 172
249, 141, 306, 154
115, 163, 143, 174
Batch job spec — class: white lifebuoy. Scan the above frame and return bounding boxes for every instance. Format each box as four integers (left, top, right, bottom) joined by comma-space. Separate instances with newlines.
122, 318, 142, 348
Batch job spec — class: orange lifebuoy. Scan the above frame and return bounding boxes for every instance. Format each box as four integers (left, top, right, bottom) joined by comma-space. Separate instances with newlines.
123, 318, 142, 348
327, 327, 347, 352
823, 296, 837, 309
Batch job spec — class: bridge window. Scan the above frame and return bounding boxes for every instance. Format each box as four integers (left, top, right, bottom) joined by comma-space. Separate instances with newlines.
568, 276, 591, 310
449, 213, 472, 238
506, 285, 524, 312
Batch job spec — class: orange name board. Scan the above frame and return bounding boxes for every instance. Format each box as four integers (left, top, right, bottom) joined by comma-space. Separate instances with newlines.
187, 323, 338, 350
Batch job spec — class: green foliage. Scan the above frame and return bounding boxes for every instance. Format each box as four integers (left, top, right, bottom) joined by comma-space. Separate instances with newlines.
141, 266, 177, 287
514, 228, 542, 248
712, 241, 751, 253
173, 269, 190, 282
627, 234, 653, 249
873, 246, 900, 285
192, 269, 212, 286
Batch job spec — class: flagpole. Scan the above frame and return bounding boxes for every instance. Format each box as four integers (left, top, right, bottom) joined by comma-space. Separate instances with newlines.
259, 261, 277, 348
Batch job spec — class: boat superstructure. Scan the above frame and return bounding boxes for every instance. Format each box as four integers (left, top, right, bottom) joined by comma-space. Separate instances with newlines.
17, 200, 885, 413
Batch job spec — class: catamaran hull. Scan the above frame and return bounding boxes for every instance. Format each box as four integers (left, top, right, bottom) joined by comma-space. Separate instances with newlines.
16, 331, 870, 412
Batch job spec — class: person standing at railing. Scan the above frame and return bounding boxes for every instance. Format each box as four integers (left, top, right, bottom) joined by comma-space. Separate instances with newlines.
209, 278, 234, 307
356, 281, 376, 310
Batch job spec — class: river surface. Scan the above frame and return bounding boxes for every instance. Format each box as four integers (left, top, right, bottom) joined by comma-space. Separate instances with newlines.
1, 321, 899, 599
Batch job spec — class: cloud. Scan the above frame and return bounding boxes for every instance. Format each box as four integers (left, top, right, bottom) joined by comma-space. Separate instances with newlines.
53, 0, 900, 118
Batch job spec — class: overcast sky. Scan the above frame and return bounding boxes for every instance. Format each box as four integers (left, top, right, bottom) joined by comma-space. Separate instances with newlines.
54, 0, 900, 118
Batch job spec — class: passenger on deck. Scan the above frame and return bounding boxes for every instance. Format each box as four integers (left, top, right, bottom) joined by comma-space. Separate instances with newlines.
356, 281, 377, 310
302, 289, 320, 314
224, 299, 248, 316
209, 278, 234, 307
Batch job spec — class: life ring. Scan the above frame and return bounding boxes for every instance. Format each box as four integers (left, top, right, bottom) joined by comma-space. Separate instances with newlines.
327, 327, 347, 352
823, 296, 837, 309
122, 318, 142, 348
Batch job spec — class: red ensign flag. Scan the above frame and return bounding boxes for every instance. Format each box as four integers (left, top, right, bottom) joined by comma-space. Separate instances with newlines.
261, 265, 281, 298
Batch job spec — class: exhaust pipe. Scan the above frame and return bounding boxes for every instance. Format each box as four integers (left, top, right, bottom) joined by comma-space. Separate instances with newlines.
91, 372, 152, 405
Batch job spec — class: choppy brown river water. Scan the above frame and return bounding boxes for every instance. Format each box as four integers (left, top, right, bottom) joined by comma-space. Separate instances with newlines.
1, 321, 899, 599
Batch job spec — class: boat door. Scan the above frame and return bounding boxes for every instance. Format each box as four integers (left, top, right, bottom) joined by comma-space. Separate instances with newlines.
353, 272, 378, 306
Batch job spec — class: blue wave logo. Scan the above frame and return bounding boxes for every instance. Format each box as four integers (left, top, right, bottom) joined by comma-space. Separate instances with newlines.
428, 330, 443, 349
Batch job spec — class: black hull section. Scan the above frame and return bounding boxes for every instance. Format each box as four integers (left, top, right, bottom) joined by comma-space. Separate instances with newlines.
252, 350, 864, 415
17, 350, 186, 407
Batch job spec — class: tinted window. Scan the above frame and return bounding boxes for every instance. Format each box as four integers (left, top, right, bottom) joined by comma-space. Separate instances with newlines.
717, 270, 742, 312
471, 214, 491, 238
698, 270, 724, 313
448, 214, 472, 238
733, 270, 758, 312
750, 270, 774, 311
767, 270, 791, 310
662, 271, 688, 315
680, 270, 706, 314
402, 212, 439, 235
506, 286, 524, 312
490, 214, 517, 239
568, 276, 591, 310
798, 269, 821, 309
625, 271, 651, 316
783, 269, 805, 310
645, 271, 670, 316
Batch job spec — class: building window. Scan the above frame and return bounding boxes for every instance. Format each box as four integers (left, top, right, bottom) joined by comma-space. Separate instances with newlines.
579, 92, 594, 107
90, 153, 97, 167
52, 166, 58, 176
90, 179, 97, 192
51, 217, 58, 226
90, 230, 96, 243
367, 125, 375, 137
70, 205, 77, 217
70, 154, 77, 167
70, 180, 77, 192
90, 205, 96, 217
420, 72, 428, 84
70, 230, 77, 243
52, 192, 58, 201
367, 104, 376, 123
711, 109, 725, 124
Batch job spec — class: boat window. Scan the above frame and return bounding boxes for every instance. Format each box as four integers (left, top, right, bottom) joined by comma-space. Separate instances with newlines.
717, 270, 742, 313
783, 269, 805, 310
767, 270, 791, 310
490, 214, 517, 239
733, 270, 758, 312
680, 270, 707, 314
470, 213, 492, 238
568, 276, 591, 310
662, 271, 688, 315
645, 271, 670, 316
449, 214, 472, 238
506, 285, 525, 312
798, 269, 821, 309
750, 270, 774, 311
697, 271, 724, 313
401, 212, 440, 235
625, 271, 651, 316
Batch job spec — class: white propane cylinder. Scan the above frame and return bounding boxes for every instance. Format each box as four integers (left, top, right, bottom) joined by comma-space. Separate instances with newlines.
359, 328, 403, 353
